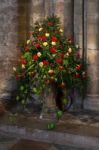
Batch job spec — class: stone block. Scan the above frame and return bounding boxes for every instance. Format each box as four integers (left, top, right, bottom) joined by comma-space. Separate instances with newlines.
87, 64, 99, 95
74, 0, 82, 15
87, 50, 99, 65
74, 33, 83, 48
87, 23, 99, 34
87, 0, 99, 16
74, 14, 82, 34
87, 33, 99, 50
87, 15, 99, 25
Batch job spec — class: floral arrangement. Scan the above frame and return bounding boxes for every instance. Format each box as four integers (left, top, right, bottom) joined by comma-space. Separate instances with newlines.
13, 16, 87, 106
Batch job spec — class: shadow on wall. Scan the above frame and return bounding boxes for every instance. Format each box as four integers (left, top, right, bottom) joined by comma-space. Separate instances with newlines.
17, 0, 30, 45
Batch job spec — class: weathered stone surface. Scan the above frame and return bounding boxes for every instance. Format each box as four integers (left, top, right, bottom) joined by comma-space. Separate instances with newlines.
0, 0, 99, 111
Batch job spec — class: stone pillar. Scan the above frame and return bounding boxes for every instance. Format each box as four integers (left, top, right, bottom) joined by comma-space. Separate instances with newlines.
74, 0, 83, 53
0, 0, 18, 107
28, 0, 45, 27
84, 0, 99, 110
54, 0, 73, 36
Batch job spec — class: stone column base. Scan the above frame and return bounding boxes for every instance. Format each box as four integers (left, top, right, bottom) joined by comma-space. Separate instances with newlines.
84, 95, 99, 111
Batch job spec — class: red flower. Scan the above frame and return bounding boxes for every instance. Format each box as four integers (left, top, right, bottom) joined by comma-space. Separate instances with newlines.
37, 36, 46, 41
48, 22, 53, 26
56, 58, 62, 64
50, 47, 57, 53
25, 47, 29, 51
16, 75, 20, 79
75, 73, 80, 78
76, 52, 80, 59
67, 36, 74, 44
43, 60, 49, 65
33, 55, 38, 61
35, 43, 41, 48
60, 53, 64, 58
21, 58, 26, 64
76, 65, 82, 71
51, 36, 58, 42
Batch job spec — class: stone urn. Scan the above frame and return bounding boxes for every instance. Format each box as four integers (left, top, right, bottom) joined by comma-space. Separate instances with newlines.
40, 83, 58, 120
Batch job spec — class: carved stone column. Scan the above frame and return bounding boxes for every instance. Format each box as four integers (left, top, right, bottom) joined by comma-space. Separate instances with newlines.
84, 0, 99, 110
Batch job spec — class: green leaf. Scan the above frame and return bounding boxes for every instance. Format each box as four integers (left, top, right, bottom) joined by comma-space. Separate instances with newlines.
16, 96, 20, 101
47, 122, 56, 130
56, 110, 63, 119
20, 86, 25, 91
63, 59, 68, 66
24, 52, 32, 61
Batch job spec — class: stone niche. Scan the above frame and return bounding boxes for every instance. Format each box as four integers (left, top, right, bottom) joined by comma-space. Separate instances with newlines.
0, 0, 99, 111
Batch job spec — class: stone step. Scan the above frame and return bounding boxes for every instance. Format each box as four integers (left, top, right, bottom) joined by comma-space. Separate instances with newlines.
0, 125, 99, 150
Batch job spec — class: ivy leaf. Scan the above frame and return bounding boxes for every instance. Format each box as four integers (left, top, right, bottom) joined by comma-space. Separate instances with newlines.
24, 52, 32, 61
63, 59, 68, 66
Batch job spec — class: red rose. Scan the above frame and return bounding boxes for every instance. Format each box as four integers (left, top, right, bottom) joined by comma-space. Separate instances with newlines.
50, 47, 57, 53
43, 60, 49, 65
21, 58, 26, 64
67, 36, 74, 44
60, 53, 64, 58
33, 55, 38, 61
48, 22, 53, 26
25, 47, 29, 51
51, 36, 58, 42
37, 36, 46, 41
75, 73, 80, 78
56, 58, 62, 64
35, 43, 41, 48
76, 65, 82, 71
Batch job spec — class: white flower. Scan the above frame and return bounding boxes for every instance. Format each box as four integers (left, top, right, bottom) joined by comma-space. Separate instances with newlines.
27, 40, 30, 44
22, 64, 25, 69
43, 42, 48, 46
52, 54, 56, 57
59, 29, 63, 33
13, 67, 16, 72
45, 33, 50, 37
68, 48, 72, 53
39, 62, 43, 67
48, 69, 54, 75
39, 28, 43, 31
37, 52, 42, 57
51, 41, 56, 46
76, 44, 79, 48
66, 52, 69, 56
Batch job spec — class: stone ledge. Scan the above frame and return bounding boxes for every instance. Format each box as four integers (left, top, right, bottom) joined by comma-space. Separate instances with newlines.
0, 125, 99, 150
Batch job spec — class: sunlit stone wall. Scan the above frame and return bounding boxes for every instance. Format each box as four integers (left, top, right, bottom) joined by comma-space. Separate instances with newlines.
84, 0, 99, 110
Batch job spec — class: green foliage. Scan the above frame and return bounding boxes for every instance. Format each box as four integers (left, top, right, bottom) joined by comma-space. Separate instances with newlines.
13, 15, 88, 106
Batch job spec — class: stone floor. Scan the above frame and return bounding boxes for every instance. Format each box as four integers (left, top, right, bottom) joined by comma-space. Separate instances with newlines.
0, 132, 96, 150
0, 110, 99, 150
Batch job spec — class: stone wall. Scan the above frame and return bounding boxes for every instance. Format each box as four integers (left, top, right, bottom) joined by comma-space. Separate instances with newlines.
0, 0, 99, 110
84, 0, 99, 110
0, 0, 18, 104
